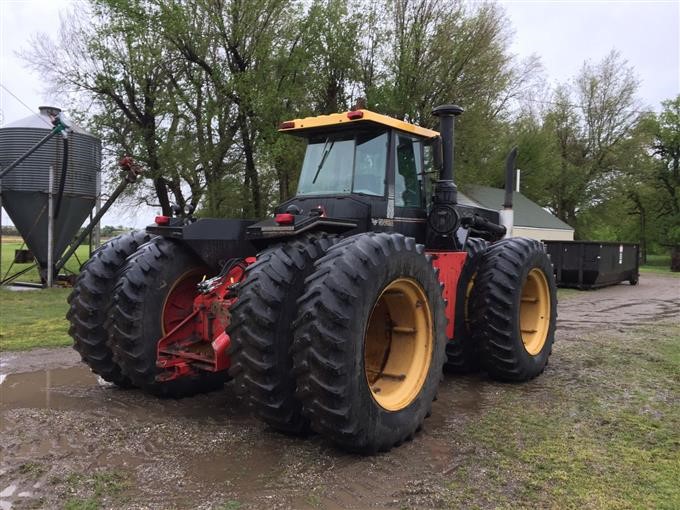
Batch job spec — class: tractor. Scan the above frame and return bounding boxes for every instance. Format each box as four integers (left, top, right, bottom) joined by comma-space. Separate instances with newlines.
67, 105, 557, 453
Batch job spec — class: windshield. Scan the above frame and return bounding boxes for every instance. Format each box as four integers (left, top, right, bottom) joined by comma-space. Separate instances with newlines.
296, 131, 388, 197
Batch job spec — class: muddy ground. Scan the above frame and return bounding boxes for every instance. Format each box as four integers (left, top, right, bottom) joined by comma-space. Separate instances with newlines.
1, 274, 679, 509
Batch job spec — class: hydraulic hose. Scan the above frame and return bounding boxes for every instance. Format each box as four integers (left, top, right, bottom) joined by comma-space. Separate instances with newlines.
54, 136, 69, 219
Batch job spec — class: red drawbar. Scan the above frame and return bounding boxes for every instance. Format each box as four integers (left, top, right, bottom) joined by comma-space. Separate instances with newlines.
155, 260, 253, 382
427, 251, 467, 339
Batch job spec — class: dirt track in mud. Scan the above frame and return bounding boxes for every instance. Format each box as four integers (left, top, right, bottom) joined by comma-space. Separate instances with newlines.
1, 274, 679, 509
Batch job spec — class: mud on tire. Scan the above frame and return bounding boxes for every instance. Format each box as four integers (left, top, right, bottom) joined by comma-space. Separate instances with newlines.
470, 237, 557, 382
67, 230, 153, 387
292, 232, 447, 453
444, 236, 489, 373
228, 232, 338, 434
107, 237, 226, 397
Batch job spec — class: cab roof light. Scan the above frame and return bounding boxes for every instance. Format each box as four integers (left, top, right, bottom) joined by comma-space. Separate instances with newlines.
155, 215, 170, 225
347, 110, 364, 120
278, 121, 295, 129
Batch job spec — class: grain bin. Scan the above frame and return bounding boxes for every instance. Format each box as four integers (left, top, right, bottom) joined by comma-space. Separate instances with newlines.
0, 106, 101, 281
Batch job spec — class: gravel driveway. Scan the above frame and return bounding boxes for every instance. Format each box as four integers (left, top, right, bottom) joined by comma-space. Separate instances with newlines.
1, 273, 678, 509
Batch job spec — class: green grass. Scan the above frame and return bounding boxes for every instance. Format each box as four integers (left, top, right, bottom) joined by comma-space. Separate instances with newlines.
18, 461, 47, 477
0, 236, 94, 351
556, 287, 581, 300
640, 254, 679, 276
61, 471, 129, 510
443, 323, 680, 509
0, 287, 72, 351
217, 501, 243, 510
1, 239, 92, 284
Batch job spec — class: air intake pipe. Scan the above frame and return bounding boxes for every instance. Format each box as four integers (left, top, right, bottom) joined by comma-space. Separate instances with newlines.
427, 104, 464, 249
432, 104, 464, 188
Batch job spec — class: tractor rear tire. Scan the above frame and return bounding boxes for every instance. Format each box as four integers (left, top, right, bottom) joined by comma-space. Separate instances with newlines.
228, 232, 338, 434
444, 237, 489, 373
469, 237, 557, 382
67, 230, 153, 387
293, 232, 447, 453
107, 237, 226, 397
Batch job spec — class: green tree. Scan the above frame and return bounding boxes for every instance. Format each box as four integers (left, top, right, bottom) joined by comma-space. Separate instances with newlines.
650, 96, 680, 269
506, 51, 641, 238
26, 1, 196, 215
364, 0, 541, 186
23, 0, 546, 220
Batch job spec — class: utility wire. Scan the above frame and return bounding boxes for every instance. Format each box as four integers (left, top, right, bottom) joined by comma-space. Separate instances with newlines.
0, 82, 54, 127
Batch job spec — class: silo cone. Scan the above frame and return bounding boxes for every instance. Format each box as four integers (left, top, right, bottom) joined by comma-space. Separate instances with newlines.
0, 107, 101, 282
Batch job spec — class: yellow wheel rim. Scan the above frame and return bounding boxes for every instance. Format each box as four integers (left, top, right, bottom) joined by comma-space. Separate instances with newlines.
520, 268, 551, 355
463, 272, 477, 328
363, 278, 433, 411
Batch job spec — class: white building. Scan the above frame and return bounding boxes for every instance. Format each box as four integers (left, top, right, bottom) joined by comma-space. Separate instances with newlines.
460, 185, 575, 241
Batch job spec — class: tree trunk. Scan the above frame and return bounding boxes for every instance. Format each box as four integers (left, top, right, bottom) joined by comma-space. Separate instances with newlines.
639, 208, 647, 265
240, 115, 262, 217
671, 246, 680, 272
143, 117, 172, 216
153, 177, 172, 216
277, 166, 290, 203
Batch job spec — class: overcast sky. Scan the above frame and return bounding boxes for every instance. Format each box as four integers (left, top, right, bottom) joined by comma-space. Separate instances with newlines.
1, 0, 679, 228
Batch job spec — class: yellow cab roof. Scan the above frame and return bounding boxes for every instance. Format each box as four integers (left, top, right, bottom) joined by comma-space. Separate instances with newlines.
278, 109, 439, 139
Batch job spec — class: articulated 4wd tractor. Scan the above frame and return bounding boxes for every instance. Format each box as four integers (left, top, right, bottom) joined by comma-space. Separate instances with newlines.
68, 105, 557, 453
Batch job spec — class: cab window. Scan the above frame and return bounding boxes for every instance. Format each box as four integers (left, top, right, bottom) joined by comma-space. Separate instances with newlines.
395, 135, 423, 207
297, 137, 354, 195
353, 132, 388, 196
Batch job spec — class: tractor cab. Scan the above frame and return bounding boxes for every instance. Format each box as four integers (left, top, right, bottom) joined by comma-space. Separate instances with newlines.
246, 108, 500, 247
283, 109, 439, 206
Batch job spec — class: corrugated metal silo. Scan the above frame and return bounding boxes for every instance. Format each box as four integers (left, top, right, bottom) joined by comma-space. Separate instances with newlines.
0, 106, 101, 279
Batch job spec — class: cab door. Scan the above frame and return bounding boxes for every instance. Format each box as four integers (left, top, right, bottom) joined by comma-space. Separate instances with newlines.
392, 132, 427, 243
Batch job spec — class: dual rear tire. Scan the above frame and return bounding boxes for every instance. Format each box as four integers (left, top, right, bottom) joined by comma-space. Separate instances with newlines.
444, 237, 489, 373
227, 233, 339, 433
469, 237, 557, 381
292, 233, 447, 453
228, 232, 447, 453
68, 232, 226, 397
106, 237, 227, 397
67, 230, 153, 387
445, 236, 557, 380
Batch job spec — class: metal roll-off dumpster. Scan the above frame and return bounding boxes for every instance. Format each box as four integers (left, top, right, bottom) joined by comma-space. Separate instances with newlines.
543, 240, 640, 289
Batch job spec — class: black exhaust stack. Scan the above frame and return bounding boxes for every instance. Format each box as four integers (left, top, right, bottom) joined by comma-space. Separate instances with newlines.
498, 146, 518, 238
427, 104, 464, 249
504, 146, 518, 209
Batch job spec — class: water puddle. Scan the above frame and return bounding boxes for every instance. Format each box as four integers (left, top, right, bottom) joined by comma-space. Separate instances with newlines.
0, 364, 247, 424
0, 364, 266, 507
0, 365, 101, 413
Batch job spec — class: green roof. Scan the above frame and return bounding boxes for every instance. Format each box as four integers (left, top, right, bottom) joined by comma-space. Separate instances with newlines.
460, 185, 574, 231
